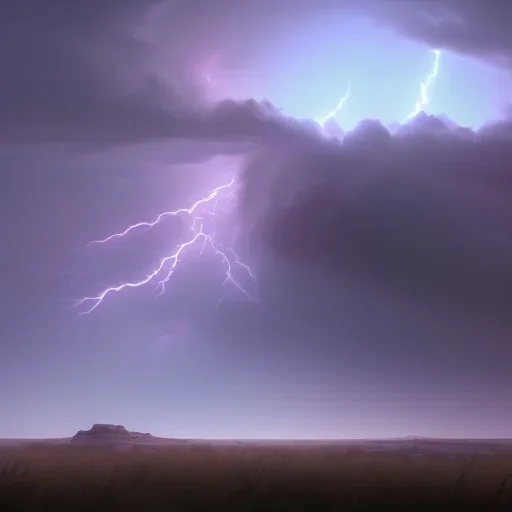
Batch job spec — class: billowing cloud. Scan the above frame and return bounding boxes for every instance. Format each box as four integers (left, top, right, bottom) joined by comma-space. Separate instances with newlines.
2, 0, 511, 147
236, 115, 512, 332
371, 0, 512, 66
0, 0, 317, 146
3, 0, 512, 319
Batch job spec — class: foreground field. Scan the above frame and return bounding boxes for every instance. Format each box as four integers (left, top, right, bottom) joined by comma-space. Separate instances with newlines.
1, 439, 512, 510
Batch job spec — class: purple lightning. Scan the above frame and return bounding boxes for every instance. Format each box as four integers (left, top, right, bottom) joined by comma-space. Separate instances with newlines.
405, 49, 441, 121
315, 82, 351, 126
76, 179, 257, 314
78, 48, 444, 316
87, 181, 234, 245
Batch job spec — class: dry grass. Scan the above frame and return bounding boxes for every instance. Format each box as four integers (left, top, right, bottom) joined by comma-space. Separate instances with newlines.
1, 442, 512, 510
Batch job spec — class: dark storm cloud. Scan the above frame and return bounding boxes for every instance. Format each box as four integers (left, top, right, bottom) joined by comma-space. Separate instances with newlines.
369, 0, 512, 66
0, 0, 309, 146
0, 0, 319, 147
0, 0, 166, 145
236, 115, 512, 330
3, 0, 511, 147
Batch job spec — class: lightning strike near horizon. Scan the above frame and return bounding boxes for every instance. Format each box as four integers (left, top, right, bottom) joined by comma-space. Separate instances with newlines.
76, 179, 257, 314
316, 82, 351, 126
405, 49, 441, 121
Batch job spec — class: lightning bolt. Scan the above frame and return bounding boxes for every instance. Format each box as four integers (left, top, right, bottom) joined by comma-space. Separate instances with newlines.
315, 82, 351, 126
77, 50, 443, 317
76, 179, 257, 314
405, 49, 441, 121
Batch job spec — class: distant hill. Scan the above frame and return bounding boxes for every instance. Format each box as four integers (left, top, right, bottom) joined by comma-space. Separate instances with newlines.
71, 424, 155, 444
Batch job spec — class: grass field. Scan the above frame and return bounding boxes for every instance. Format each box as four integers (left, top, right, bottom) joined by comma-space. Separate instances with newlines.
1, 441, 512, 510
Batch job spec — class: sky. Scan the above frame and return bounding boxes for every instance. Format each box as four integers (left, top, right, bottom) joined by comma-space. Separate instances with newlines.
1, 0, 512, 439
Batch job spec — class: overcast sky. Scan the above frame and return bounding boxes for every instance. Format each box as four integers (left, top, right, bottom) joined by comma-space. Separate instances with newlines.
1, 0, 512, 439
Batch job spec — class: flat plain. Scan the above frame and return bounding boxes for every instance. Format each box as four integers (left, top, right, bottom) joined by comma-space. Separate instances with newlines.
1, 437, 512, 510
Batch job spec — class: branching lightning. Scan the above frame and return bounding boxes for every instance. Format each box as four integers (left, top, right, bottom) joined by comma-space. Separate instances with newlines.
405, 49, 441, 121
316, 82, 351, 126
78, 48, 443, 317
76, 179, 257, 314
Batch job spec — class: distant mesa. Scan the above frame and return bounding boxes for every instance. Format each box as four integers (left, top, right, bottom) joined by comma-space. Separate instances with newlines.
71, 424, 154, 444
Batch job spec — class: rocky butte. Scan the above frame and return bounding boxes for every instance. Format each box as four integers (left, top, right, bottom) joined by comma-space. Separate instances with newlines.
71, 424, 155, 444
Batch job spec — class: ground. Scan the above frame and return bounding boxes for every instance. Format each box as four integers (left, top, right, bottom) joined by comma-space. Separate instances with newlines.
1, 435, 512, 510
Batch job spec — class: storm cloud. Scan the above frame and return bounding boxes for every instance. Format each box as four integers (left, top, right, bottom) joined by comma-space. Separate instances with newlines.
2, 0, 512, 439
2, 0, 511, 146
238, 116, 512, 331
